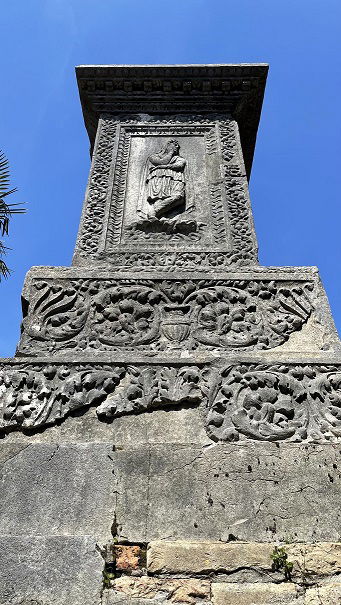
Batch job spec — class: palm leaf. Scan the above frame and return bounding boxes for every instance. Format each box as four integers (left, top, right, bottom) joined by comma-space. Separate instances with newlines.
0, 150, 26, 279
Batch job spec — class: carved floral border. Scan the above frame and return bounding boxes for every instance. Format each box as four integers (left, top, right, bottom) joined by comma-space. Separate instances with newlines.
1, 359, 341, 443
17, 277, 315, 355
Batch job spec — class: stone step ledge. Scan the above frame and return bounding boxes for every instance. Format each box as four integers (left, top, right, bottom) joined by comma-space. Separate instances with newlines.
147, 541, 341, 578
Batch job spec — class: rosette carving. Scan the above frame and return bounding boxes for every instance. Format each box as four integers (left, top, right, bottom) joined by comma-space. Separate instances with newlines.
93, 286, 164, 346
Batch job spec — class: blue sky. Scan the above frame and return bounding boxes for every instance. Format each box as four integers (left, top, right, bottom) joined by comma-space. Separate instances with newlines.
1, 0, 340, 356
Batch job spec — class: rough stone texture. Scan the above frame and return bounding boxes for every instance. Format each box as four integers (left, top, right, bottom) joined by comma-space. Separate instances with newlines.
102, 594, 166, 605
0, 443, 114, 542
0, 535, 103, 605
211, 582, 302, 605
114, 443, 341, 543
2, 407, 209, 445
115, 545, 143, 572
147, 541, 274, 574
304, 584, 341, 604
287, 543, 341, 578
113, 577, 210, 603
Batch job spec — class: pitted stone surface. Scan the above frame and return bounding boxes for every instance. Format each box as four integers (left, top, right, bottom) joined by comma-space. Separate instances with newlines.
113, 443, 341, 543
287, 543, 341, 578
304, 583, 341, 604
113, 577, 210, 603
147, 541, 274, 574
0, 535, 102, 605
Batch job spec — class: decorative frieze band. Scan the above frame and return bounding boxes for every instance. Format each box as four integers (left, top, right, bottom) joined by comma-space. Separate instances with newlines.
1, 359, 341, 442
18, 276, 315, 355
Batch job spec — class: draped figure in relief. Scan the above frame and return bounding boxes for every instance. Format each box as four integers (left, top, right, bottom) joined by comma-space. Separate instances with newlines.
136, 139, 195, 221
145, 139, 186, 218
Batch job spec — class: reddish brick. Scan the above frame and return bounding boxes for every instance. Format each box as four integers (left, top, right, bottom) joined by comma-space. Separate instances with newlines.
115, 545, 142, 571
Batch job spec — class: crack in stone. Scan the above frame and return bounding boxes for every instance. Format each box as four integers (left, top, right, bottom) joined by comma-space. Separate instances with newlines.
0, 444, 31, 466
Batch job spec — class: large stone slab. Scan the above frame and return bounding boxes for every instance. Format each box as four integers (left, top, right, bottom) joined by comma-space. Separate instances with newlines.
3, 407, 208, 445
0, 443, 114, 541
147, 541, 274, 574
0, 535, 103, 605
287, 543, 341, 579
112, 577, 210, 603
113, 443, 341, 542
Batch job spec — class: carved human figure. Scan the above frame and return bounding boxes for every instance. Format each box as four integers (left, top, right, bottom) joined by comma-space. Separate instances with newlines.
145, 139, 186, 218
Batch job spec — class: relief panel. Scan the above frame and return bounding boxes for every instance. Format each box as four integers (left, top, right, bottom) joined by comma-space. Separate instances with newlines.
1, 359, 341, 443
17, 276, 315, 355
73, 116, 258, 268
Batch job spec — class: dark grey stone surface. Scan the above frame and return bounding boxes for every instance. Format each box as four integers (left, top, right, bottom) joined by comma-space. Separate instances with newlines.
0, 535, 103, 605
0, 443, 114, 541
1, 62, 341, 604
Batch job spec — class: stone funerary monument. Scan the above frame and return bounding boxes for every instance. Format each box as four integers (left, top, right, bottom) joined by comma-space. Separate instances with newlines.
1, 64, 341, 605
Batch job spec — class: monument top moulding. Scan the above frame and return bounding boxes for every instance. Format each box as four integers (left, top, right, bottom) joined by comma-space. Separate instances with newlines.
76, 63, 268, 179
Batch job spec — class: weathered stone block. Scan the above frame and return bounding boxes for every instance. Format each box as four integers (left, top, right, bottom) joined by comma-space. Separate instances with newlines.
211, 582, 302, 605
0, 535, 103, 605
0, 443, 114, 541
113, 443, 341, 543
287, 543, 341, 578
147, 540, 273, 574
113, 577, 210, 603
304, 583, 341, 604
102, 593, 162, 605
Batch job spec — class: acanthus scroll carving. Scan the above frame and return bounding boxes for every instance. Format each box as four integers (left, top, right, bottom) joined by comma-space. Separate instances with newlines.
18, 278, 315, 354
205, 364, 341, 443
0, 363, 204, 432
1, 360, 341, 442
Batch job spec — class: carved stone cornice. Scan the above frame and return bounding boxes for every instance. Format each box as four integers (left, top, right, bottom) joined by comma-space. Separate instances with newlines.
76, 64, 268, 178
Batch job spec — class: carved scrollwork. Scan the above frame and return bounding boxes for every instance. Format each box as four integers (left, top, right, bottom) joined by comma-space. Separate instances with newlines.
18, 278, 314, 354
0, 365, 126, 430
206, 366, 308, 443
2, 360, 341, 441
0, 362, 204, 433
96, 365, 203, 418
21, 282, 89, 347
310, 372, 341, 438
76, 118, 117, 258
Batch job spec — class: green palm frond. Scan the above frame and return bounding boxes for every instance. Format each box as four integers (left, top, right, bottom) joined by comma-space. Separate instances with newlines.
0, 150, 26, 279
